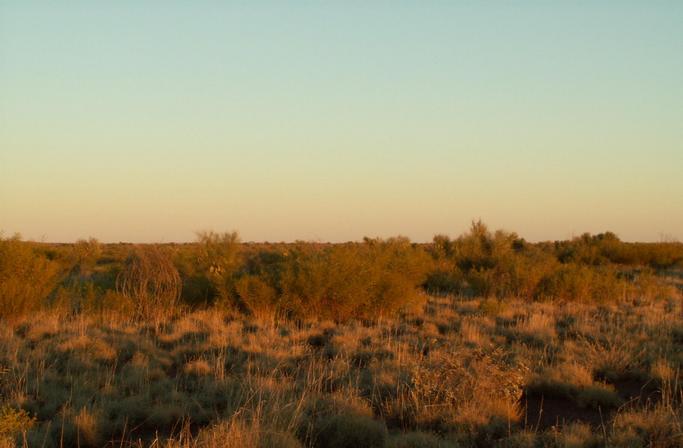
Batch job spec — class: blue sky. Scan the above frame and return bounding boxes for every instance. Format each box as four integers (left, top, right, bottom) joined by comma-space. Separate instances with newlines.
1, 2, 682, 242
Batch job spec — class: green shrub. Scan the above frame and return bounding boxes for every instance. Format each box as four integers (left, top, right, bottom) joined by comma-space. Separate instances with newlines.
427, 221, 557, 299
197, 232, 240, 304
534, 264, 623, 303
0, 235, 61, 319
234, 275, 278, 320
277, 238, 430, 321
423, 268, 464, 295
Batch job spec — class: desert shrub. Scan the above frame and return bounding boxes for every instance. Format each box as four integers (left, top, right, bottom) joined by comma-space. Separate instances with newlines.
496, 249, 558, 299
0, 406, 35, 445
0, 235, 61, 319
427, 221, 557, 299
423, 267, 465, 295
277, 245, 338, 319
451, 221, 500, 272
71, 238, 102, 273
195, 231, 241, 306
534, 263, 622, 303
174, 246, 215, 307
277, 238, 431, 321
555, 232, 621, 266
116, 245, 181, 318
368, 237, 433, 313
234, 275, 278, 321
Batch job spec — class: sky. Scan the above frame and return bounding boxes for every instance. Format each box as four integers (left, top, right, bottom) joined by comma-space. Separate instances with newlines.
1, 2, 682, 243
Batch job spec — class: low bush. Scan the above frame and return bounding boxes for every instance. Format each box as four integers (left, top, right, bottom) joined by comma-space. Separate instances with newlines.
534, 263, 623, 303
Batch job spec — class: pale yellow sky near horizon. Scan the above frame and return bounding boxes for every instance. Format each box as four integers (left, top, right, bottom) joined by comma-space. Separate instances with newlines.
1, 2, 682, 243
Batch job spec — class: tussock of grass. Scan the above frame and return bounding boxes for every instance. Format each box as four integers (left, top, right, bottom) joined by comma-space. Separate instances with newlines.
611, 404, 683, 448
183, 359, 212, 377
387, 431, 458, 448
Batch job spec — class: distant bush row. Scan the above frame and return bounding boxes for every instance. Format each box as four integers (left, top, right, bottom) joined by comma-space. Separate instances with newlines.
1, 223, 681, 320
425, 221, 679, 302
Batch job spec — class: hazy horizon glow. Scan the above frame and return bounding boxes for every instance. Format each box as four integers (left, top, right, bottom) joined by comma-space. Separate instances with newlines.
1, 2, 682, 243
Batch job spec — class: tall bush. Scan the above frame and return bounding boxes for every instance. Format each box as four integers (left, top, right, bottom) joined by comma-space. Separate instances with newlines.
116, 245, 181, 318
276, 238, 431, 321
0, 235, 60, 319
195, 231, 241, 305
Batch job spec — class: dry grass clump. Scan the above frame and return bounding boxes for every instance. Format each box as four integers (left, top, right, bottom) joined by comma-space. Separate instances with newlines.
553, 421, 601, 448
295, 395, 387, 448
183, 359, 212, 377
56, 333, 117, 363
526, 362, 595, 397
611, 404, 683, 448
460, 320, 487, 347
401, 347, 525, 432
73, 407, 101, 447
514, 311, 557, 347
651, 358, 677, 387
194, 417, 302, 448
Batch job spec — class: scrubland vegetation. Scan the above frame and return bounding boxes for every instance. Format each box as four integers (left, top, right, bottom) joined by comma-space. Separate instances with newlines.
1, 222, 682, 447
